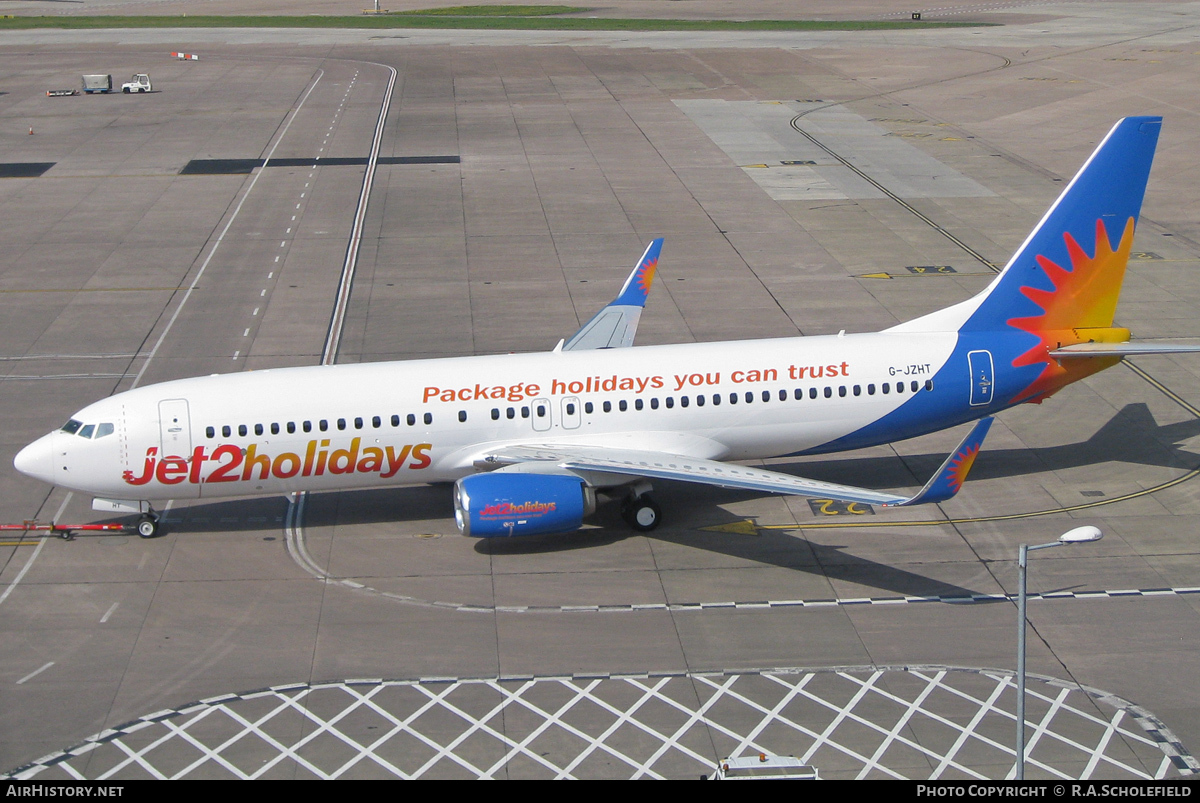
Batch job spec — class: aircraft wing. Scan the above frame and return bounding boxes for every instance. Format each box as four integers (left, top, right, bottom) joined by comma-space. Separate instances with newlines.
482, 417, 993, 508
560, 239, 662, 351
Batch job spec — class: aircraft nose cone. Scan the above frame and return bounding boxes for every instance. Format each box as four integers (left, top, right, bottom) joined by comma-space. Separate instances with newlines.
14, 434, 56, 484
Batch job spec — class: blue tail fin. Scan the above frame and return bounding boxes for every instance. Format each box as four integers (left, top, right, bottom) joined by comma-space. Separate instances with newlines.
894, 116, 1161, 335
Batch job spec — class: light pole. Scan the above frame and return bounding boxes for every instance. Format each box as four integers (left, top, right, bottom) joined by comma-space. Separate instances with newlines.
1015, 525, 1103, 780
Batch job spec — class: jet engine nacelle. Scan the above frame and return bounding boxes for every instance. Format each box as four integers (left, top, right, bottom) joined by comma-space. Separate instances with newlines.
453, 472, 596, 537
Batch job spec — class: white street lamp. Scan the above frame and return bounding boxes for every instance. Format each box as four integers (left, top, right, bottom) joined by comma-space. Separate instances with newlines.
1016, 525, 1103, 780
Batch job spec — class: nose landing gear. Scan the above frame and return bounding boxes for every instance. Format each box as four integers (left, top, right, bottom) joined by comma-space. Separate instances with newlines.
136, 511, 161, 538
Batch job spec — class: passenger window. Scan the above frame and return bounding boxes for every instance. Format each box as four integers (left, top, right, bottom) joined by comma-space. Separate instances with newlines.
635, 399, 644, 411
222, 425, 232, 437
372, 416, 381, 428
882, 383, 890, 395
729, 393, 738, 404
79, 424, 95, 439
925, 380, 934, 391
407, 414, 416, 426
603, 401, 612, 413
424, 412, 433, 425
491, 408, 500, 420
319, 420, 329, 431
354, 417, 363, 429
271, 423, 280, 435
254, 424, 264, 435
665, 397, 675, 409
838, 386, 846, 398
696, 395, 705, 407
337, 419, 346, 431
391, 414, 400, 427
680, 396, 689, 408
521, 407, 530, 419
206, 426, 215, 439
458, 411, 467, 422
897, 382, 905, 394
824, 387, 832, 398
567, 403, 576, 415
618, 400, 627, 412
650, 398, 659, 410
288, 422, 296, 434
745, 392, 753, 404
794, 389, 803, 400
779, 389, 787, 401
303, 421, 312, 432
536, 404, 546, 417
809, 388, 817, 399
911, 381, 919, 392
868, 384, 875, 395
239, 425, 248, 437
712, 394, 721, 406
853, 385, 861, 397
762, 390, 770, 403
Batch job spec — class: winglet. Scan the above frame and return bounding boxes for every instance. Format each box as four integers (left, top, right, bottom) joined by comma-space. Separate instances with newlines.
892, 417, 993, 507
562, 239, 663, 351
612, 238, 662, 308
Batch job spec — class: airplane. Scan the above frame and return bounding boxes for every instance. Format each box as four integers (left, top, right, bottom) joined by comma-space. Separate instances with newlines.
15, 116, 1198, 540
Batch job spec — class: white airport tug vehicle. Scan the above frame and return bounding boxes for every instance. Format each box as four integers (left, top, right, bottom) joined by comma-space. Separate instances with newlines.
121, 74, 152, 93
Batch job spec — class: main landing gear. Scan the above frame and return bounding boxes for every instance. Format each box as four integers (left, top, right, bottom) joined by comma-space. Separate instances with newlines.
135, 510, 161, 538
621, 491, 662, 532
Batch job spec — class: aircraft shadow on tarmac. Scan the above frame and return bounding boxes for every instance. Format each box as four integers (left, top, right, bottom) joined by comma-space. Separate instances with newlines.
775, 402, 1200, 488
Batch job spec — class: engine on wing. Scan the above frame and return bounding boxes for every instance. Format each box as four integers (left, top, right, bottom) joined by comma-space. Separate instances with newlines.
453, 472, 596, 537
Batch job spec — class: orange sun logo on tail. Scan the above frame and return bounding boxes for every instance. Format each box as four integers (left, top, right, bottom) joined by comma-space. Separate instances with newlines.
1007, 218, 1135, 403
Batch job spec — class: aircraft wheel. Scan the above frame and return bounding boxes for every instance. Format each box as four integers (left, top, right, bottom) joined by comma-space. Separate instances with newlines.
136, 515, 159, 539
622, 495, 661, 532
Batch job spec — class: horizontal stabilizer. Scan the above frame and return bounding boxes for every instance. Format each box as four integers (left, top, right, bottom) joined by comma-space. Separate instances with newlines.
562, 239, 662, 351
1050, 342, 1200, 357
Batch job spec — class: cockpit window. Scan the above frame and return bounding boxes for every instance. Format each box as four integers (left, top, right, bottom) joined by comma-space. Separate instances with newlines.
61, 419, 83, 435
79, 424, 95, 439
95, 423, 114, 439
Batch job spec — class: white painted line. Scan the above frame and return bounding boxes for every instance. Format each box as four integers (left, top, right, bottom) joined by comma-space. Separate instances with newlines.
100, 602, 118, 623
131, 70, 325, 389
232, 351, 240, 361
17, 662, 54, 685
242, 329, 249, 337
268, 272, 274, 279
260, 289, 266, 297
280, 241, 287, 248
253, 308, 259, 316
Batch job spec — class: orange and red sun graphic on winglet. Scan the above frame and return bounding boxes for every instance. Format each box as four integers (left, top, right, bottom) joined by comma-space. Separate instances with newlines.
636, 257, 658, 295
1006, 218, 1134, 403
945, 442, 982, 494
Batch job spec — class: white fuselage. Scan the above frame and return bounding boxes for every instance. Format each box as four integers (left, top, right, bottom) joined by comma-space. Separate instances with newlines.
19, 330, 960, 502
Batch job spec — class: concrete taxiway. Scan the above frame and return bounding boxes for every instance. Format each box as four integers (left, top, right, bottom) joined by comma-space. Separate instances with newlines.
2, 1, 1200, 779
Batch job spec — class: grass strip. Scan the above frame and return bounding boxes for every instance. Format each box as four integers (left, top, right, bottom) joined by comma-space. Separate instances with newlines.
0, 15, 987, 32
